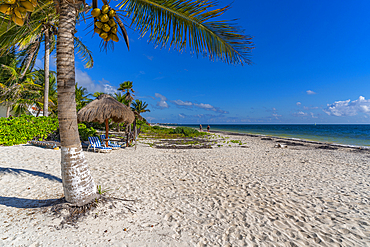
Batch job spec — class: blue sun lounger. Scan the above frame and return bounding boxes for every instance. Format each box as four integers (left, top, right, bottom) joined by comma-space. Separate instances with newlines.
100, 134, 122, 150
87, 136, 112, 153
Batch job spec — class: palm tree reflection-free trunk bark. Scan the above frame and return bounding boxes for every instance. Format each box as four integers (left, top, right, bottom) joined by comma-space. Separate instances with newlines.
57, 1, 97, 206
6, 106, 10, 118
43, 28, 50, 117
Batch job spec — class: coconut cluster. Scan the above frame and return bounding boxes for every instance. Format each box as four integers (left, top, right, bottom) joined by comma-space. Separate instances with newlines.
0, 0, 37, 26
92, 4, 119, 42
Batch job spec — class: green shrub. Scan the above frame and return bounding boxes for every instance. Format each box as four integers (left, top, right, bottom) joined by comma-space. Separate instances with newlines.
78, 123, 98, 141
0, 115, 59, 146
171, 127, 198, 137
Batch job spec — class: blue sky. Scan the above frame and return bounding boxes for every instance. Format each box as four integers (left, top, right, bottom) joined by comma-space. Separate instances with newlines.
37, 0, 370, 124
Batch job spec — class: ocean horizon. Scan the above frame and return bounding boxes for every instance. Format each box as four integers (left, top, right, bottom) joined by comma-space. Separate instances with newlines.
163, 123, 370, 147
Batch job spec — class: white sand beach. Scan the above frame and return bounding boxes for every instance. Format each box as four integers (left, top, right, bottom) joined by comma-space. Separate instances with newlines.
1, 133, 370, 246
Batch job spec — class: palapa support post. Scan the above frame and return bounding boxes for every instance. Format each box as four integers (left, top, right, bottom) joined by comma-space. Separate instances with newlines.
126, 124, 129, 147
105, 119, 109, 147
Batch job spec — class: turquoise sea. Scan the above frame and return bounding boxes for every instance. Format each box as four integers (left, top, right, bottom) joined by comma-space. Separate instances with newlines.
171, 124, 370, 147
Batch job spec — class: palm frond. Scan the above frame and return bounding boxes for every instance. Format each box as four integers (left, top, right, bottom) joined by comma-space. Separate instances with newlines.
117, 0, 254, 65
114, 15, 130, 50
0, 0, 57, 55
74, 36, 94, 68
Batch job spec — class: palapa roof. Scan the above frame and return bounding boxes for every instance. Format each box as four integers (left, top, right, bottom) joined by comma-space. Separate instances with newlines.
77, 94, 135, 124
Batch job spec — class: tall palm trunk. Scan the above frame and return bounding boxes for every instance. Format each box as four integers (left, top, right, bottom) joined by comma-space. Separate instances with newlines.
6, 105, 10, 117
57, 1, 97, 206
43, 28, 50, 117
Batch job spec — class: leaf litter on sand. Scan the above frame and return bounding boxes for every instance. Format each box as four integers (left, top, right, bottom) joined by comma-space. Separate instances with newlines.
45, 194, 136, 229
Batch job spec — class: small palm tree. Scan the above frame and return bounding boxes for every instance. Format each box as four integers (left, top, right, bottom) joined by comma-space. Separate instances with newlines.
75, 83, 91, 111
91, 91, 105, 98
0, 61, 42, 116
118, 81, 135, 106
114, 92, 129, 106
131, 99, 150, 115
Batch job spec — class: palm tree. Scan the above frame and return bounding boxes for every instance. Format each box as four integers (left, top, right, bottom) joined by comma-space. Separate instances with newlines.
131, 99, 150, 115
54, 2, 97, 206
0, 0, 93, 117
75, 83, 91, 111
33, 69, 58, 116
118, 81, 135, 106
0, 59, 42, 116
91, 91, 105, 98
4, 0, 253, 206
113, 92, 130, 132
114, 92, 130, 106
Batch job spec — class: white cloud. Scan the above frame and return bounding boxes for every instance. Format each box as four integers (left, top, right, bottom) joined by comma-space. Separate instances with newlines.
75, 69, 117, 94
272, 107, 277, 111
35, 59, 43, 69
293, 111, 308, 117
194, 103, 214, 109
272, 113, 281, 119
306, 90, 316, 95
296, 102, 301, 106
155, 93, 169, 108
194, 103, 228, 113
303, 106, 319, 110
179, 114, 186, 118
323, 96, 370, 117
172, 100, 193, 106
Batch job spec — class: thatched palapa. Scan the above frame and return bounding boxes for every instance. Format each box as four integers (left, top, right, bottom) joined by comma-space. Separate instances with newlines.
77, 94, 135, 124
77, 94, 135, 147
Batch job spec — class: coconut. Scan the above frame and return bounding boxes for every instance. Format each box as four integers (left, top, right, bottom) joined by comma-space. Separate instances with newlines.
102, 24, 111, 32
30, 0, 37, 7
110, 26, 117, 34
95, 21, 103, 29
100, 14, 109, 22
91, 8, 101, 17
0, 4, 11, 14
109, 33, 119, 42
4, 0, 16, 4
20, 1, 33, 12
112, 34, 119, 42
108, 19, 116, 27
99, 32, 108, 40
101, 4, 109, 14
14, 7, 26, 18
94, 27, 102, 34
12, 14, 24, 26
108, 9, 115, 18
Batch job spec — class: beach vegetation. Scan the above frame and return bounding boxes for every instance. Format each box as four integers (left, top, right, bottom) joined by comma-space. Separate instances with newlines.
78, 123, 98, 141
0, 115, 58, 146
97, 185, 111, 195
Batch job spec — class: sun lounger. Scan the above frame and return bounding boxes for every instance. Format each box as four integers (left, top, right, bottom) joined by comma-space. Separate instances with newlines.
87, 137, 112, 153
100, 134, 122, 150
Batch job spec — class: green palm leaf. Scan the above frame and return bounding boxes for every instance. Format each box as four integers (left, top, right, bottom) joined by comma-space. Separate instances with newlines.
117, 0, 254, 65
74, 36, 94, 68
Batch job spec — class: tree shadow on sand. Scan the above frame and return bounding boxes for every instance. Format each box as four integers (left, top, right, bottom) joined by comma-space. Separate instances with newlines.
0, 167, 62, 183
0, 197, 65, 209
0, 167, 63, 209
